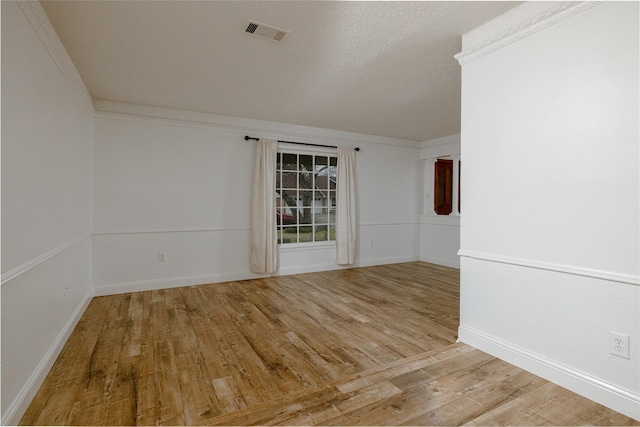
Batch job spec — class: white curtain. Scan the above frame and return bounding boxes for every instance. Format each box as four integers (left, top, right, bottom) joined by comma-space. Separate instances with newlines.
336, 147, 357, 265
250, 139, 278, 273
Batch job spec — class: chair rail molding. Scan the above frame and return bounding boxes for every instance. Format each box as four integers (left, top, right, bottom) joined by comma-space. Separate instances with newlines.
1, 235, 89, 286
458, 249, 639, 286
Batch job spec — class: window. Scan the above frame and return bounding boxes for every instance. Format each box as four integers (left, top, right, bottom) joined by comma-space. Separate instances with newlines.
434, 159, 453, 215
433, 158, 461, 215
276, 152, 337, 244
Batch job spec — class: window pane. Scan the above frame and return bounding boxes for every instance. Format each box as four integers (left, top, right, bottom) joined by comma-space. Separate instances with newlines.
316, 157, 329, 178
299, 226, 313, 243
300, 190, 313, 207
329, 166, 337, 180
282, 172, 296, 189
315, 175, 328, 191
434, 159, 453, 215
315, 225, 328, 241
299, 171, 313, 189
300, 154, 313, 171
328, 193, 336, 216
282, 153, 297, 170
281, 226, 298, 243
278, 208, 297, 226
314, 190, 326, 205
285, 205, 298, 224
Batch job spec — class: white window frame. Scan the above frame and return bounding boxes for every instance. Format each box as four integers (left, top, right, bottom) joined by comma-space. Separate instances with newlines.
276, 143, 338, 248
429, 155, 461, 216
420, 137, 461, 221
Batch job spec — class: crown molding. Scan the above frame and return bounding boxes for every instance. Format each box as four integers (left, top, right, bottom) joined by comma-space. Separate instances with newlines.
16, 1, 94, 114
455, 1, 602, 66
93, 101, 421, 151
419, 134, 460, 160
14, 0, 419, 150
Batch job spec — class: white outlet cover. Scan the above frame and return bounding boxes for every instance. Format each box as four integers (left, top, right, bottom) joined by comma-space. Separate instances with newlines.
609, 332, 630, 359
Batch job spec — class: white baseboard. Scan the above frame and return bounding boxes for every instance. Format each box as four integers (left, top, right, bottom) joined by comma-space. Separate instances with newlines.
2, 289, 95, 426
458, 325, 640, 422
419, 255, 460, 269
93, 271, 269, 296
277, 255, 419, 276
93, 256, 421, 296
277, 263, 353, 277
356, 255, 419, 267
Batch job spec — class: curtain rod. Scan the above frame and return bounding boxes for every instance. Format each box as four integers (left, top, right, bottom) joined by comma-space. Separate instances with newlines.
244, 135, 360, 151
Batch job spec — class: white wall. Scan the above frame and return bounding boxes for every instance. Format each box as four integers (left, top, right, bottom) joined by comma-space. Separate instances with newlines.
0, 1, 421, 418
1, 1, 94, 423
458, 2, 639, 419
92, 105, 421, 295
419, 134, 460, 268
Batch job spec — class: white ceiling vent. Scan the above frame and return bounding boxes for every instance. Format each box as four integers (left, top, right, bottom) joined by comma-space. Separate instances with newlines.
245, 20, 290, 42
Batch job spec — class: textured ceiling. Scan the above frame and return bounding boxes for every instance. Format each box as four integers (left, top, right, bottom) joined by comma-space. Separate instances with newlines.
41, 1, 520, 142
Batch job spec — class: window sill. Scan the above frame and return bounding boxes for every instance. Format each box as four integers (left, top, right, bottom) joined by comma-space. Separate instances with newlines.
278, 241, 336, 252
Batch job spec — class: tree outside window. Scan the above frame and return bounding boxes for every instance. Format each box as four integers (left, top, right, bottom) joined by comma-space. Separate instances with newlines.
276, 152, 337, 244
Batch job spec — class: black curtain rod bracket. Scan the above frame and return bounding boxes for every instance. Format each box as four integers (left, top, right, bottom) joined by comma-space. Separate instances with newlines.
244, 135, 359, 151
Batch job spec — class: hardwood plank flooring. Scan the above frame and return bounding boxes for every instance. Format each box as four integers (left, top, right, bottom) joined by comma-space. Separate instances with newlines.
20, 262, 638, 426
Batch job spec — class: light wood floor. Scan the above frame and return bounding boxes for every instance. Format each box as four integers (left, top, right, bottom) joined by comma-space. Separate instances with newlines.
21, 262, 638, 426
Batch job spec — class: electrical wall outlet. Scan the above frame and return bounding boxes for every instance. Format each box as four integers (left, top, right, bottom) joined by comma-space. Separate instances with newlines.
158, 253, 166, 262
609, 332, 630, 359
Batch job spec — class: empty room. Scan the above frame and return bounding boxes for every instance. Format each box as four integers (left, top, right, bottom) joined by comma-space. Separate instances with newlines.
2, 1, 639, 425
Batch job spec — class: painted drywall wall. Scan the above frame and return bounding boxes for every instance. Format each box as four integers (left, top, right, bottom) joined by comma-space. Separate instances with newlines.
458, 1, 639, 419
92, 111, 421, 294
419, 219, 460, 268
419, 134, 460, 268
1, 1, 94, 423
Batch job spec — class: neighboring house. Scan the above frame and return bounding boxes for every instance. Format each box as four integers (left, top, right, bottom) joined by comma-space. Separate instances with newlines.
277, 174, 337, 219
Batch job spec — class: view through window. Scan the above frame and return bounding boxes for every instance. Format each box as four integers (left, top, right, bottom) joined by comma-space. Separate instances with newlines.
276, 152, 337, 244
